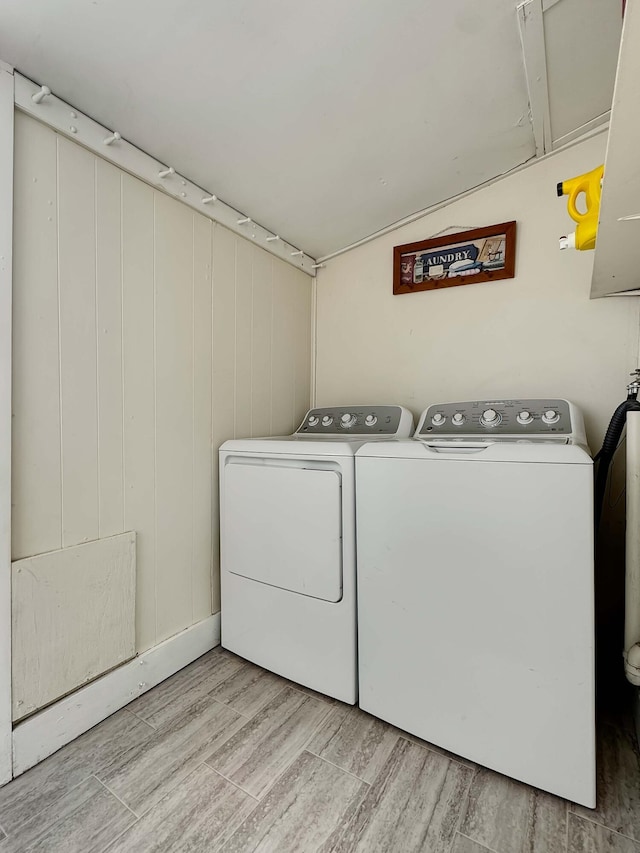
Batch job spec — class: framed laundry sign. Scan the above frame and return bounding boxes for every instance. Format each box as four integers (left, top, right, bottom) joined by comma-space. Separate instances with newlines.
393, 221, 516, 295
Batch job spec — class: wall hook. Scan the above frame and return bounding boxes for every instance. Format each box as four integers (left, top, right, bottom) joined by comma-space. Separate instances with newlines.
266, 235, 280, 242
32, 85, 51, 104
237, 217, 252, 225
158, 166, 175, 179
311, 263, 326, 269
103, 131, 121, 146
290, 250, 304, 257
202, 195, 217, 204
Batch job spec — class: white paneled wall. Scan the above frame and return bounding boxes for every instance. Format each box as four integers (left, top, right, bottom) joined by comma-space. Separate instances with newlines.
12, 111, 312, 652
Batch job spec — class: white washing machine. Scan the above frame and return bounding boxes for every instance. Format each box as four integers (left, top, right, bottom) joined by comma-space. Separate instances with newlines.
219, 405, 413, 704
356, 399, 595, 807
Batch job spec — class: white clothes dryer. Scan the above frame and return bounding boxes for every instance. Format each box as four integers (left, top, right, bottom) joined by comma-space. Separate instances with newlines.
355, 399, 595, 806
219, 405, 413, 704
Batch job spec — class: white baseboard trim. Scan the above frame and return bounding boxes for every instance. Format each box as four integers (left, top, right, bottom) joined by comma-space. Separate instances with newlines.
11, 613, 220, 777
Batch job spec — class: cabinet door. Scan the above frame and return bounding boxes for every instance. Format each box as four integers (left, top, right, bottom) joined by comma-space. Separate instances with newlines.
592, 0, 640, 297
223, 462, 342, 602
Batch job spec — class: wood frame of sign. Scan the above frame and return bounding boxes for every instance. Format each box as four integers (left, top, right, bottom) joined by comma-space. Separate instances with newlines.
393, 221, 517, 295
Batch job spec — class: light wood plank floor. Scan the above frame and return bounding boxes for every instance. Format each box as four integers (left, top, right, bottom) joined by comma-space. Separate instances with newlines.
0, 647, 638, 852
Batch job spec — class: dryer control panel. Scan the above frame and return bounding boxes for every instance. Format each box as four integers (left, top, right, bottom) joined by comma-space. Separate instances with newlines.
417, 399, 572, 437
297, 405, 412, 436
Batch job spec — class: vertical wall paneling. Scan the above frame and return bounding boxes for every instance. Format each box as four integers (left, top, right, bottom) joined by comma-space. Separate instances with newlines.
12, 114, 314, 656
293, 268, 313, 427
192, 216, 213, 623
154, 193, 194, 642
212, 226, 236, 447
235, 239, 253, 438
251, 250, 273, 437
271, 258, 298, 436
12, 114, 62, 559
121, 174, 157, 653
211, 225, 236, 612
95, 159, 124, 539
57, 136, 99, 547
0, 63, 14, 784
309, 275, 318, 408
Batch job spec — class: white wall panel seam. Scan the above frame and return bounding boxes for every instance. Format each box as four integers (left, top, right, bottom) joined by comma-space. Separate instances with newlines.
250, 249, 255, 437
191, 214, 196, 625
292, 271, 298, 431
233, 237, 238, 439
55, 137, 64, 547
269, 258, 275, 435
152, 191, 158, 647
210, 221, 215, 615
310, 276, 318, 408
0, 63, 13, 783
269, 258, 274, 435
94, 160, 101, 537
119, 174, 125, 534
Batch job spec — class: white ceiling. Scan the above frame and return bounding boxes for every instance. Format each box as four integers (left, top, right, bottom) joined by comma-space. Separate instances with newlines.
0, 0, 622, 259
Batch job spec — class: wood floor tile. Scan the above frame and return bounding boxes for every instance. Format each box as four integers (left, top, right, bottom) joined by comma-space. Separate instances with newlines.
308, 704, 400, 782
459, 766, 567, 853
2, 776, 134, 853
322, 738, 473, 852
568, 813, 640, 852
98, 696, 246, 815
221, 751, 366, 853
572, 723, 640, 842
285, 681, 341, 707
105, 764, 256, 852
210, 662, 288, 718
126, 647, 245, 728
450, 834, 497, 853
0, 710, 152, 835
206, 687, 333, 798
399, 731, 476, 769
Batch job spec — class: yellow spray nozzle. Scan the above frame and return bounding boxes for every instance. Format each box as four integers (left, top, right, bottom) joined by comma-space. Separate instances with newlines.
557, 164, 603, 225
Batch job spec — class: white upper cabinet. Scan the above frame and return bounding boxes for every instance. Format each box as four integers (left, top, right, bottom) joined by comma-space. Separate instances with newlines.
591, 1, 640, 298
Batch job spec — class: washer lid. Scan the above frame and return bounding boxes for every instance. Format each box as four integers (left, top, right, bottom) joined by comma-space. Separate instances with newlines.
355, 439, 592, 464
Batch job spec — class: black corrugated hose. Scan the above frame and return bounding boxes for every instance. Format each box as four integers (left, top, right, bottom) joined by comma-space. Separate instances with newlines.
595, 395, 640, 528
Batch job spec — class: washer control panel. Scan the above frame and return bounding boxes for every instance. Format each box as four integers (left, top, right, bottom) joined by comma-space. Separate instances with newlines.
297, 405, 407, 435
417, 399, 572, 437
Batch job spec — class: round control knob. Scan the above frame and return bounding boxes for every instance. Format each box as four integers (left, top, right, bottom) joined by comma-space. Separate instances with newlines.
481, 408, 501, 426
340, 413, 357, 428
431, 413, 446, 426
321, 415, 333, 426
365, 414, 377, 427
542, 409, 559, 425
517, 410, 533, 425
452, 413, 465, 426
308, 415, 319, 427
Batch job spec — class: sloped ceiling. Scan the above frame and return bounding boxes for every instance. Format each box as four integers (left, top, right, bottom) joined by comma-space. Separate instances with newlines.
0, 0, 621, 259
